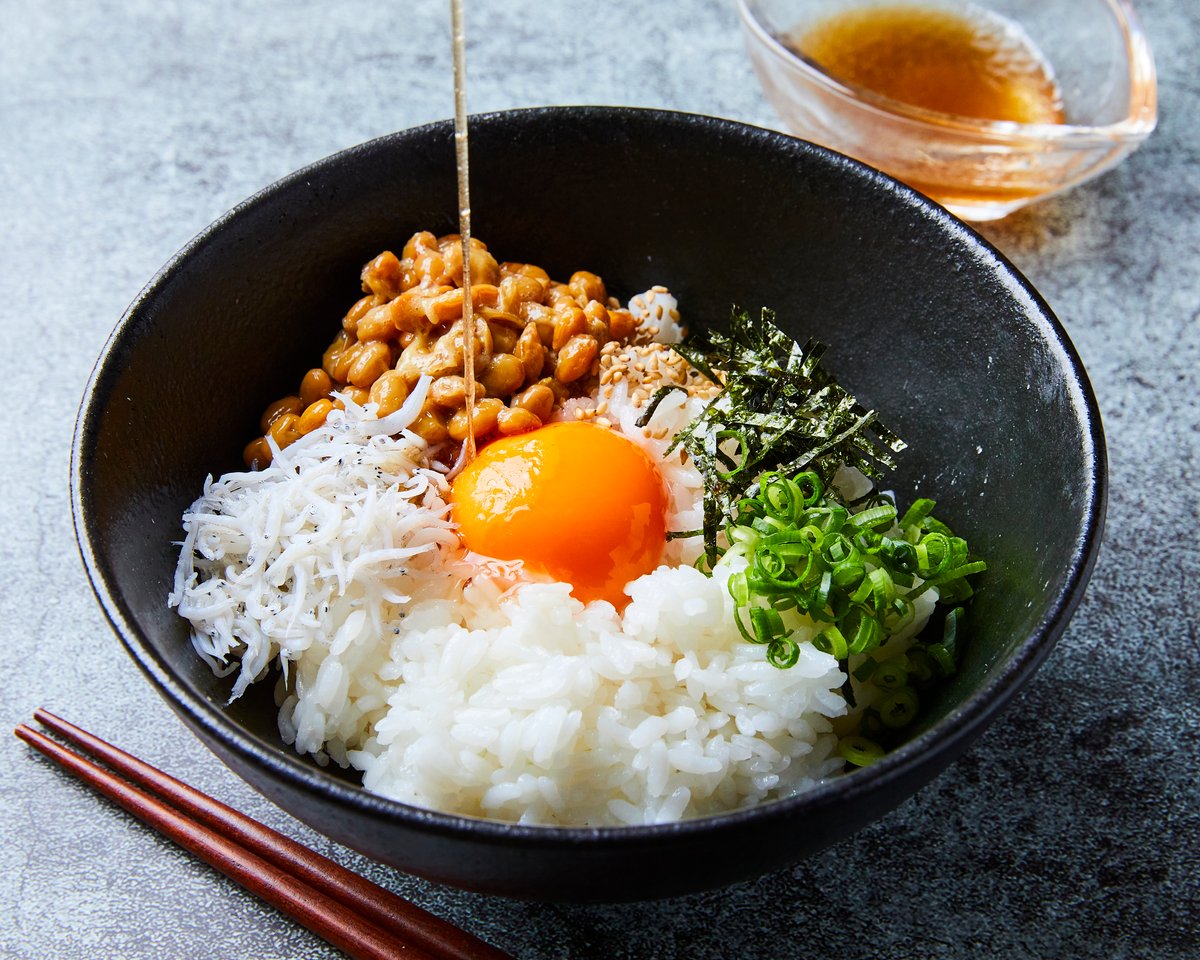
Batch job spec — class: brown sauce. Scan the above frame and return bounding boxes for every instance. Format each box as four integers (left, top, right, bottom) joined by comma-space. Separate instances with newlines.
786, 4, 1066, 124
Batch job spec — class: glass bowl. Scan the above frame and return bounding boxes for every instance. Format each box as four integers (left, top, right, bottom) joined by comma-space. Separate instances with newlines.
738, 0, 1157, 220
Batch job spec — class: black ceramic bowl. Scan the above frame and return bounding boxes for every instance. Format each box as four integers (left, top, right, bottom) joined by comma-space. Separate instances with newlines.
72, 107, 1105, 901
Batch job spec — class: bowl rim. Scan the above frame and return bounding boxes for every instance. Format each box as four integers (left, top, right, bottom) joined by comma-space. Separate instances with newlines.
72, 105, 1107, 850
737, 0, 1157, 144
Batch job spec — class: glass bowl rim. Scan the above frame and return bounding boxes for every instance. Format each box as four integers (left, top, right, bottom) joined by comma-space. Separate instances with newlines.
737, 0, 1158, 145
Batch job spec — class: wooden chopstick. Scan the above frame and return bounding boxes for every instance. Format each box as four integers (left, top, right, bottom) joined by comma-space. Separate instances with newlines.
15, 710, 514, 960
14, 722, 423, 960
28, 709, 510, 960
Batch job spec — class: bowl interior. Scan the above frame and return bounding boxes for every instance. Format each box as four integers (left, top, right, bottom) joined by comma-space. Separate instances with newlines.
73, 107, 1104, 894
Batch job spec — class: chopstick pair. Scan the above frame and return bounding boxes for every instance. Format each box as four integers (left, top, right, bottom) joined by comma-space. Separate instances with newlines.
15, 709, 513, 960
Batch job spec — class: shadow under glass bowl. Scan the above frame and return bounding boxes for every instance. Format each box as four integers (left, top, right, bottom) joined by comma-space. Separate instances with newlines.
72, 106, 1105, 901
738, 0, 1157, 221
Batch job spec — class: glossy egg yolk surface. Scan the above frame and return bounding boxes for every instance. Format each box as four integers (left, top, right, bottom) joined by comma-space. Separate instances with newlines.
450, 422, 668, 607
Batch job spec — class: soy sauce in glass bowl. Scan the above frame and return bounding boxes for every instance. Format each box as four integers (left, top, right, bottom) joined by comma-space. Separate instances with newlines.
738, 0, 1157, 221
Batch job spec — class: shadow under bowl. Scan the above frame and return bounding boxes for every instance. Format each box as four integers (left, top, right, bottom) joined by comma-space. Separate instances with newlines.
72, 106, 1105, 901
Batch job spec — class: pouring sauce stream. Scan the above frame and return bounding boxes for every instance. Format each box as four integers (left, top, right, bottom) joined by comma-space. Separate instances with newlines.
450, 0, 477, 473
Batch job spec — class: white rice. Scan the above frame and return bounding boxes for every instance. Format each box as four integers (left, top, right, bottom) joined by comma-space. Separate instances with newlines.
354, 560, 846, 826
169, 290, 911, 826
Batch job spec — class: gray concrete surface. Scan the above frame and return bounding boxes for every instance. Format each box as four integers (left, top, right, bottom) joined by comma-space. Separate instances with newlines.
1, 0, 1196, 957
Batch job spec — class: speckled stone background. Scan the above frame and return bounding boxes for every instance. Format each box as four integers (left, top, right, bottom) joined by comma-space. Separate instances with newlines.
2, 0, 1197, 957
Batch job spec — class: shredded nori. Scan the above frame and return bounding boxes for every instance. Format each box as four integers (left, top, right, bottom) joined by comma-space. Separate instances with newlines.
638, 305, 907, 563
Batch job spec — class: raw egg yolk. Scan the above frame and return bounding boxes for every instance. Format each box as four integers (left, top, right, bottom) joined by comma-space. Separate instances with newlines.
450, 422, 668, 607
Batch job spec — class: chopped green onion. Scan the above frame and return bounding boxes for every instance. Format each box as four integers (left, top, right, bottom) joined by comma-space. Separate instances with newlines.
767, 637, 800, 668
942, 607, 963, 656
727, 571, 750, 605
904, 648, 936, 683
658, 309, 987, 769
847, 503, 897, 531
844, 606, 882, 655
814, 626, 849, 659
761, 473, 800, 519
718, 466, 982, 702
821, 533, 855, 563
878, 687, 920, 728
838, 735, 885, 766
899, 497, 936, 529
926, 643, 956, 677
885, 596, 914, 629
874, 658, 908, 690
748, 606, 785, 644
795, 471, 824, 507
